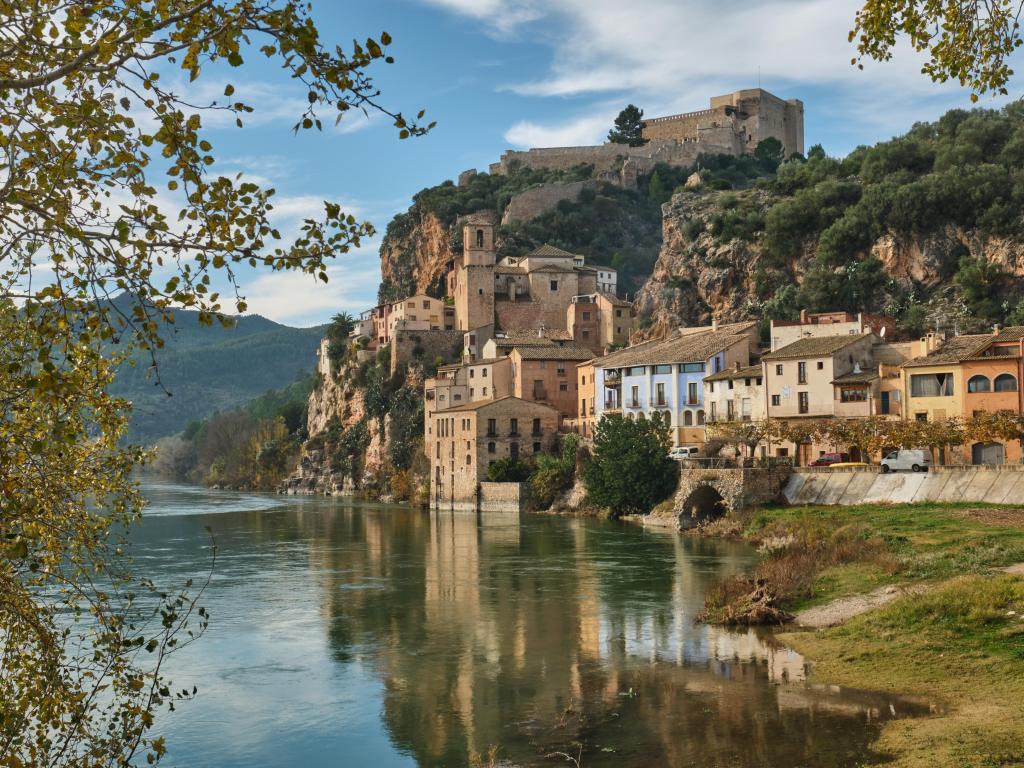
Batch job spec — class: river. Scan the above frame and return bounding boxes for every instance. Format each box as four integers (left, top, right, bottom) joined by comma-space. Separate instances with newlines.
134, 481, 932, 767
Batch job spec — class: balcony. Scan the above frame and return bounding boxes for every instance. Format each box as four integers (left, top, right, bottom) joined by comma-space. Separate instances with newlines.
510, 429, 521, 438
655, 397, 667, 407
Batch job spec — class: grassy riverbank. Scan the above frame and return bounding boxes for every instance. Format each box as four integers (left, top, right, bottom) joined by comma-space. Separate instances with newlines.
702, 502, 1024, 767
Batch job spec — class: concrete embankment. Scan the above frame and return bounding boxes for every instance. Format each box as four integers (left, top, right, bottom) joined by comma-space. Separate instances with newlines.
783, 465, 1024, 506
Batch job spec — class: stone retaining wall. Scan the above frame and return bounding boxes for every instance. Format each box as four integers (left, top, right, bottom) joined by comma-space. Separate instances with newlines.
390, 328, 463, 374
783, 466, 1024, 506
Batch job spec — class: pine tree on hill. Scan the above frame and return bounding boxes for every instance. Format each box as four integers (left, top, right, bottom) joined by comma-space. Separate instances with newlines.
608, 105, 649, 147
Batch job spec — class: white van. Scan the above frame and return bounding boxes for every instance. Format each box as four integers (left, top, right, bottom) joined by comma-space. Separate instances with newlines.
880, 449, 932, 473
669, 446, 699, 460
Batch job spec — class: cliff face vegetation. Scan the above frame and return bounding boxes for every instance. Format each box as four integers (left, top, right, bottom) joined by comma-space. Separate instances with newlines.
637, 103, 1024, 339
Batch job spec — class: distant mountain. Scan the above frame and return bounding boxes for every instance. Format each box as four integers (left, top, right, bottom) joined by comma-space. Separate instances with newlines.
108, 307, 325, 443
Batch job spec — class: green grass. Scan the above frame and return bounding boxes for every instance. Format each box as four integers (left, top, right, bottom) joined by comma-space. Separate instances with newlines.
743, 502, 1024, 609
781, 575, 1024, 768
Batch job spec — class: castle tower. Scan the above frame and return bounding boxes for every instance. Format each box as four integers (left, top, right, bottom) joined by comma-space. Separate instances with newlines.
454, 213, 496, 331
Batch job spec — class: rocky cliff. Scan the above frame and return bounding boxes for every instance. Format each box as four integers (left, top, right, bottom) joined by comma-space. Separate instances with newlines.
377, 209, 454, 303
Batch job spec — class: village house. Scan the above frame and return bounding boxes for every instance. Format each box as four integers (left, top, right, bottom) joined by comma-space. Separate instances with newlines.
769, 310, 895, 352
430, 396, 559, 509
574, 360, 597, 440
565, 293, 633, 353
509, 344, 593, 421
761, 333, 878, 463
704, 363, 765, 424
901, 327, 1024, 464
592, 323, 758, 448
386, 294, 455, 339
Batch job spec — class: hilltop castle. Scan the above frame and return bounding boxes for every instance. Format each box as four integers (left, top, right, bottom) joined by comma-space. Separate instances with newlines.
486, 88, 804, 183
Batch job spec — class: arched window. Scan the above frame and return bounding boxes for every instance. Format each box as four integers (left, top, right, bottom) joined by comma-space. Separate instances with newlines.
968, 375, 992, 393
683, 410, 693, 426
696, 409, 705, 426
475, 228, 484, 248
995, 373, 1018, 392
637, 412, 646, 421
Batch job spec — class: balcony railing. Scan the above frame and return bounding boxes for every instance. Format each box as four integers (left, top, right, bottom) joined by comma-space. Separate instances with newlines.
510, 430, 520, 437
655, 397, 667, 407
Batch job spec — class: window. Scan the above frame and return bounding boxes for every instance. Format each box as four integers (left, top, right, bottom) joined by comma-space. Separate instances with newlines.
470, 369, 475, 378
798, 391, 809, 414
582, 311, 591, 321
630, 385, 640, 408
581, 399, 586, 415
559, 382, 568, 392
687, 382, 698, 405
713, 358, 722, 373
482, 387, 488, 396
550, 280, 558, 291
728, 380, 734, 390
510, 442, 519, 460
741, 398, 752, 420
476, 228, 484, 248
841, 387, 867, 402
745, 378, 751, 386
697, 409, 705, 425
510, 418, 519, 436
910, 373, 954, 397
423, 300, 430, 309
532, 418, 541, 435
533, 442, 541, 453
616, 309, 623, 318
798, 362, 807, 384
756, 377, 762, 385
710, 402, 717, 421
709, 382, 715, 393
771, 394, 780, 406
482, 368, 488, 377
627, 366, 646, 376
968, 375, 991, 393
582, 329, 590, 340
487, 418, 496, 437
776, 364, 783, 375
557, 365, 566, 376
681, 363, 705, 373
654, 364, 672, 374
465, 455, 471, 465
726, 400, 735, 420
656, 382, 666, 405
684, 410, 693, 426
995, 373, 1018, 392
488, 442, 496, 453
916, 412, 928, 422
817, 361, 824, 370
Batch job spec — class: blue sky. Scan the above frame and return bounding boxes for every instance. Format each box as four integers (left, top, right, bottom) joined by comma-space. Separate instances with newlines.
201, 0, 1017, 326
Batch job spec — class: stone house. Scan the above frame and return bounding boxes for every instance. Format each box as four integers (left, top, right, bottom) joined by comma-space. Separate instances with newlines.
430, 396, 560, 509
387, 294, 454, 339
509, 344, 594, 421
574, 360, 597, 440
566, 293, 633, 353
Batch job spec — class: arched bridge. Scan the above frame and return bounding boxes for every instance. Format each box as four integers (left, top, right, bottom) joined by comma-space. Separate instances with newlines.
659, 467, 792, 530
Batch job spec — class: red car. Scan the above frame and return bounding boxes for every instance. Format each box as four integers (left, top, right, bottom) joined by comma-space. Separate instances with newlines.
810, 452, 851, 467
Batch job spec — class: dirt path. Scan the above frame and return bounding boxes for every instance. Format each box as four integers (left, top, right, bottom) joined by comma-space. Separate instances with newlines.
1004, 563, 1024, 576
794, 584, 929, 628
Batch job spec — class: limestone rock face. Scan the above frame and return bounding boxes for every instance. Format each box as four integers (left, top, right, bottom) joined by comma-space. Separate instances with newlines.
378, 209, 453, 302
634, 187, 1024, 340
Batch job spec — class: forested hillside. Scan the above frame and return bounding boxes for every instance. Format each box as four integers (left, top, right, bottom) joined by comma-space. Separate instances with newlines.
637, 102, 1024, 337
109, 307, 324, 442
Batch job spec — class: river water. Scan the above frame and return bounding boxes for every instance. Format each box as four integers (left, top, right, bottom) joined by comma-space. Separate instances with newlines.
135, 482, 932, 767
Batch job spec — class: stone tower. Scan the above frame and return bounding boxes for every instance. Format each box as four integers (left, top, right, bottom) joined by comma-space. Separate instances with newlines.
454, 212, 496, 331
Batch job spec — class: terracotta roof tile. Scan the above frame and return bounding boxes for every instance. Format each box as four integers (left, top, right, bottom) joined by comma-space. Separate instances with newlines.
512, 345, 594, 361
527, 244, 578, 259
705, 364, 763, 382
434, 395, 558, 414
595, 329, 747, 368
901, 334, 991, 368
761, 333, 873, 361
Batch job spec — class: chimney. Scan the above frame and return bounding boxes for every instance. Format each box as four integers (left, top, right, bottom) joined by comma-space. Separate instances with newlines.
993, 324, 1001, 336
712, 318, 718, 332
734, 360, 741, 372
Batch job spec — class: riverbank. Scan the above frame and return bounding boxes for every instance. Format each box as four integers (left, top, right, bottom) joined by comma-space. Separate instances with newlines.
700, 501, 1024, 767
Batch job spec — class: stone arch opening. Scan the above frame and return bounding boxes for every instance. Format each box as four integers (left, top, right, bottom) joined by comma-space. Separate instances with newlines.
678, 484, 726, 530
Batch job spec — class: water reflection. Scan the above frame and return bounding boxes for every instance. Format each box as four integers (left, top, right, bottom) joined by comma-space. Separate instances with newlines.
133, 483, 934, 768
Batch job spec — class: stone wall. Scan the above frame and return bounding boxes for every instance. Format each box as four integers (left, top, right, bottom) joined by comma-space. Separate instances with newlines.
488, 139, 729, 181
783, 465, 1024, 507
501, 180, 600, 225
479, 482, 526, 513
390, 328, 463, 374
662, 467, 791, 529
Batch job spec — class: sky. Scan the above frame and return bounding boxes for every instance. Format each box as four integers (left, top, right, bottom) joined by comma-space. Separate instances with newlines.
197, 0, 1021, 327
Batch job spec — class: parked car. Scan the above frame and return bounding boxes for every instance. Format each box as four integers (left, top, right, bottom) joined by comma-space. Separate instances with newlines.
669, 446, 699, 460
810, 452, 851, 467
880, 449, 932, 473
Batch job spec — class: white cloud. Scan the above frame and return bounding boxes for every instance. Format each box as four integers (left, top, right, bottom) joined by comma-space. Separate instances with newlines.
504, 111, 614, 148
425, 0, 1005, 152
241, 241, 383, 326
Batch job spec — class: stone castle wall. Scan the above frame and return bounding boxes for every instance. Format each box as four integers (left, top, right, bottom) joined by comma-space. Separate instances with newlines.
390, 328, 463, 374
501, 180, 600, 225
488, 139, 728, 179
